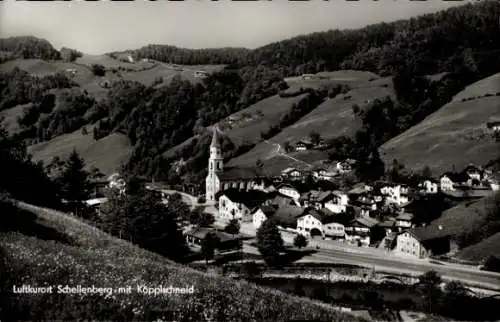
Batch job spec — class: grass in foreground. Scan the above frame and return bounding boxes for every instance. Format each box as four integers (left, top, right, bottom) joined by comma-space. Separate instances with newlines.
0, 202, 363, 321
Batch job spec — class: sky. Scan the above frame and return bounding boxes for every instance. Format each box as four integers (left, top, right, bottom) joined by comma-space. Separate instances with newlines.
0, 0, 475, 55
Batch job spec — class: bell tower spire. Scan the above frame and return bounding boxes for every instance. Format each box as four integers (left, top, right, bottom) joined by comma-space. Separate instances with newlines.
206, 126, 224, 202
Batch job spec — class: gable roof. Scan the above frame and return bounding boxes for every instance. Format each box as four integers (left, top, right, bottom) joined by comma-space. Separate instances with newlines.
253, 204, 278, 216
396, 212, 414, 221
350, 217, 379, 228
217, 166, 264, 181
271, 206, 305, 227
270, 195, 296, 207
220, 188, 273, 209
405, 225, 452, 242
317, 191, 334, 203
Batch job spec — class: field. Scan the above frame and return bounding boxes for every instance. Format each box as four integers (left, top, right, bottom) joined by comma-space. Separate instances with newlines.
380, 72, 500, 174
229, 73, 394, 171
0, 201, 360, 321
218, 93, 309, 147
457, 232, 500, 262
28, 124, 132, 175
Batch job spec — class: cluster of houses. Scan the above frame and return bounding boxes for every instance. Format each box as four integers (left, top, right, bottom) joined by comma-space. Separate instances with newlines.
211, 162, 498, 259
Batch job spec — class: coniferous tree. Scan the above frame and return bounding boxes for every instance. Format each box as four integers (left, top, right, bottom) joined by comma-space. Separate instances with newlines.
224, 218, 240, 236
57, 149, 91, 206
256, 219, 284, 266
201, 232, 219, 264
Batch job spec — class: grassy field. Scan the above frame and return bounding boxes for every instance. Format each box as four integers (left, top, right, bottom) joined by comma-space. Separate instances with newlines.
218, 93, 309, 147
0, 201, 361, 321
456, 232, 500, 262
229, 74, 394, 171
28, 124, 132, 175
379, 78, 500, 175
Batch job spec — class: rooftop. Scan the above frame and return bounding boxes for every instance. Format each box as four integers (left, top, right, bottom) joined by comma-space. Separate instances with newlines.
217, 166, 264, 181
220, 188, 274, 209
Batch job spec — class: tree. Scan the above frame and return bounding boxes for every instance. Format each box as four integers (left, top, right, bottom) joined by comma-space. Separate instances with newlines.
283, 140, 293, 153
189, 207, 215, 228
91, 64, 106, 77
256, 219, 284, 266
81, 127, 88, 135
255, 159, 264, 171
57, 149, 91, 210
293, 234, 308, 250
422, 165, 433, 179
417, 270, 443, 313
309, 130, 321, 146
224, 218, 240, 236
201, 232, 219, 264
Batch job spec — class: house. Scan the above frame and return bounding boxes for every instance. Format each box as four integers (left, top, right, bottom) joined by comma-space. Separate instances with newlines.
350, 194, 378, 214
463, 164, 483, 181
395, 212, 414, 231
440, 174, 455, 191
418, 180, 438, 194
378, 219, 396, 235
299, 190, 323, 208
84, 197, 108, 210
312, 166, 338, 181
252, 205, 279, 230
336, 160, 353, 173
281, 168, 303, 180
379, 183, 409, 206
345, 217, 380, 247
184, 227, 243, 253
277, 183, 301, 200
394, 225, 459, 259
218, 189, 272, 221
297, 208, 345, 239
301, 74, 315, 80
108, 173, 126, 194
269, 194, 298, 207
348, 183, 373, 196
194, 70, 208, 78
126, 55, 134, 63
318, 191, 349, 214
295, 139, 314, 151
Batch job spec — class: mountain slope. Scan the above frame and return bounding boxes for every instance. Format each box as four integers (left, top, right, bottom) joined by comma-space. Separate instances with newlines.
379, 73, 500, 174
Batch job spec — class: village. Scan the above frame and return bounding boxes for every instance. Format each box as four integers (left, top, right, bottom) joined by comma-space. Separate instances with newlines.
87, 127, 500, 266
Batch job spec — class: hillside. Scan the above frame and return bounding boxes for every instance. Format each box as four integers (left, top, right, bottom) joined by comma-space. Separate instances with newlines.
229, 73, 394, 171
379, 73, 500, 174
28, 124, 132, 175
0, 201, 360, 321
457, 232, 500, 262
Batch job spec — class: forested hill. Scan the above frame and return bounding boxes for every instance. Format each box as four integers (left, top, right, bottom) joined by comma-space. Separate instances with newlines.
126, 1, 500, 77
0, 0, 499, 190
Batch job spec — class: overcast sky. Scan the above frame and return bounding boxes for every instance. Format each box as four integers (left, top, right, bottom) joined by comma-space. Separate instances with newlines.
0, 0, 473, 55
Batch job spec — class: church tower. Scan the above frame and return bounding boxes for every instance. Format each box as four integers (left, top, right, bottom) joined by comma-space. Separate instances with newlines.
205, 127, 224, 202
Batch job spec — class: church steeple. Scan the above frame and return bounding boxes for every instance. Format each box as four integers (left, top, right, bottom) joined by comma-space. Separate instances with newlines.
211, 126, 221, 148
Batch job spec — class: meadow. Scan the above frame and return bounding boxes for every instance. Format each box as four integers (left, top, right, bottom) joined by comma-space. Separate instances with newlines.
0, 201, 362, 321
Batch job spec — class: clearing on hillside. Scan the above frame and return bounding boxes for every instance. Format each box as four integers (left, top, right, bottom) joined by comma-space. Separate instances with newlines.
28, 125, 132, 175
379, 73, 500, 175
230, 74, 394, 171
0, 103, 30, 135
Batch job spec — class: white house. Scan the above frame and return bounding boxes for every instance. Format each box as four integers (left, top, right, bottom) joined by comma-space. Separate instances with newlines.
335, 161, 353, 174
297, 212, 324, 238
194, 70, 209, 78
277, 184, 301, 201
490, 181, 500, 191
218, 189, 272, 221
281, 168, 303, 179
295, 139, 314, 151
323, 222, 346, 240
312, 166, 338, 181
126, 55, 134, 63
324, 190, 349, 214
219, 194, 252, 221
440, 175, 455, 191
380, 184, 409, 206
418, 180, 438, 194
252, 205, 278, 230
394, 231, 427, 258
108, 173, 126, 194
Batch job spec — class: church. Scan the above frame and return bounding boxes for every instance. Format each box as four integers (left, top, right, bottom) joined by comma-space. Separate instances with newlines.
205, 127, 268, 202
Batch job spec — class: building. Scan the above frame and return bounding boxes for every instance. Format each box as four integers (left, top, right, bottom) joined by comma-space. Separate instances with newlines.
252, 205, 279, 230
345, 217, 380, 247
296, 208, 346, 240
262, 206, 306, 230
281, 168, 303, 180
379, 184, 409, 206
395, 212, 414, 231
218, 189, 273, 221
184, 227, 243, 253
205, 127, 265, 202
418, 180, 438, 194
394, 225, 459, 259
194, 70, 209, 78
439, 174, 455, 191
295, 139, 314, 151
277, 184, 301, 200
463, 164, 483, 181
486, 119, 500, 132
312, 166, 338, 181
324, 190, 349, 214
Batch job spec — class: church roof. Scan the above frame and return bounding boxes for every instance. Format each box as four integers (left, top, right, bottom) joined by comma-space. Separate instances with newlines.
211, 126, 221, 148
218, 166, 264, 181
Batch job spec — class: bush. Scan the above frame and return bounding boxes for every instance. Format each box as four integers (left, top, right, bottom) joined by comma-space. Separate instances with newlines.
91, 64, 106, 77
